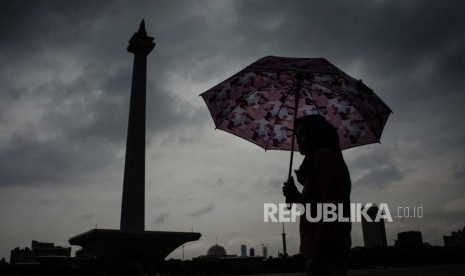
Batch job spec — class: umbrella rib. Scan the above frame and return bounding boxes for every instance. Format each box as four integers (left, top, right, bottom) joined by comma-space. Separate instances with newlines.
302, 87, 322, 116
263, 89, 296, 151
211, 87, 261, 128
212, 83, 282, 130
348, 86, 392, 141
213, 72, 327, 130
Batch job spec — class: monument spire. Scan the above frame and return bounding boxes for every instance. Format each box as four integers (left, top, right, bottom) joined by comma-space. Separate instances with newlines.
137, 19, 147, 36
120, 20, 155, 231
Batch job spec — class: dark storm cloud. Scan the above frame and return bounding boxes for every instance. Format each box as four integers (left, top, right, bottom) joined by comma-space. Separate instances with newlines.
0, 68, 195, 188
0, 1, 105, 49
356, 164, 403, 188
187, 203, 215, 218
349, 148, 404, 188
0, 1, 209, 187
153, 211, 171, 224
0, 124, 118, 186
146, 83, 206, 137
454, 167, 465, 183
0, 60, 130, 186
433, 40, 465, 86
0, 132, 71, 185
231, 0, 465, 111
79, 213, 95, 221
0, 0, 462, 188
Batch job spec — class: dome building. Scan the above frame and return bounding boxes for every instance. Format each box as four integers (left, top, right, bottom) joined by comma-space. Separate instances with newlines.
195, 243, 237, 260
193, 242, 264, 274
207, 244, 227, 257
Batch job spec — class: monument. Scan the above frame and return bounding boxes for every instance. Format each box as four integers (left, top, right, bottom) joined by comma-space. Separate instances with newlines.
69, 20, 201, 273
121, 19, 153, 231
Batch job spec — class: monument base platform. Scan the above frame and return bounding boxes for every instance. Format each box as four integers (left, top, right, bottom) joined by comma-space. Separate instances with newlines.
69, 229, 200, 271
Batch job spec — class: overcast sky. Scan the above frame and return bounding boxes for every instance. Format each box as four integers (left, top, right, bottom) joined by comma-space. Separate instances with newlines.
1, 0, 465, 260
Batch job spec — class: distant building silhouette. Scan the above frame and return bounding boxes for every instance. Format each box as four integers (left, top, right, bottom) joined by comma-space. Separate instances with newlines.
443, 226, 465, 247
249, 247, 255, 257
193, 243, 263, 275
10, 240, 71, 264
262, 244, 268, 259
362, 204, 387, 248
10, 247, 34, 264
395, 231, 423, 247
241, 244, 247, 257
282, 223, 288, 256
195, 243, 237, 259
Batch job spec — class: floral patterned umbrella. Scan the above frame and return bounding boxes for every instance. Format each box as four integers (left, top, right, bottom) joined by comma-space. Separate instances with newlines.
200, 56, 392, 179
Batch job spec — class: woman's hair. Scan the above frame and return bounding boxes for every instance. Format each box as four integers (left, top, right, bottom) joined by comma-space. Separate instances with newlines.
295, 114, 340, 153
294, 115, 351, 192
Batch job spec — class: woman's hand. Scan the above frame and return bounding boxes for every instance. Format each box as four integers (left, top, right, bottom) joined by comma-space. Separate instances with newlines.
283, 176, 300, 203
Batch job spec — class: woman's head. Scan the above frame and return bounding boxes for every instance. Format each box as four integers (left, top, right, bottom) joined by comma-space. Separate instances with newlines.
295, 115, 340, 155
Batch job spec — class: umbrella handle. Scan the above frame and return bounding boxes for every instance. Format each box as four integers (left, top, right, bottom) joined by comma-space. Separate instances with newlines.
287, 141, 296, 182
285, 76, 302, 209
284, 176, 294, 209
286, 147, 295, 208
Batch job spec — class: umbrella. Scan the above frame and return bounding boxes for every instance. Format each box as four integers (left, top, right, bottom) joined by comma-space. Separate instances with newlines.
200, 56, 392, 183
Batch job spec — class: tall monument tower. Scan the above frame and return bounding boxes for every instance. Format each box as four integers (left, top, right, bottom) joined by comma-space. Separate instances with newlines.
120, 19, 155, 231
69, 21, 200, 273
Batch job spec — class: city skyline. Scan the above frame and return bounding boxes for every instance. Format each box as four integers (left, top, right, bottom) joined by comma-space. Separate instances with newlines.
5, 224, 464, 263
1, 0, 465, 261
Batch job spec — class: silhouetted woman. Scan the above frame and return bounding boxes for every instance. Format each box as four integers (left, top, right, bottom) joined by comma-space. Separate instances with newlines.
283, 115, 351, 276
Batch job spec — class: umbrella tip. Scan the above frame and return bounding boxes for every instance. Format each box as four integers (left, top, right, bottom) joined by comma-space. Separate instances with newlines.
356, 79, 374, 95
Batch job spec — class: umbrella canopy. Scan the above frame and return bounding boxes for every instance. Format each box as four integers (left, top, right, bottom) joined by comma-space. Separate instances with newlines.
201, 56, 392, 152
